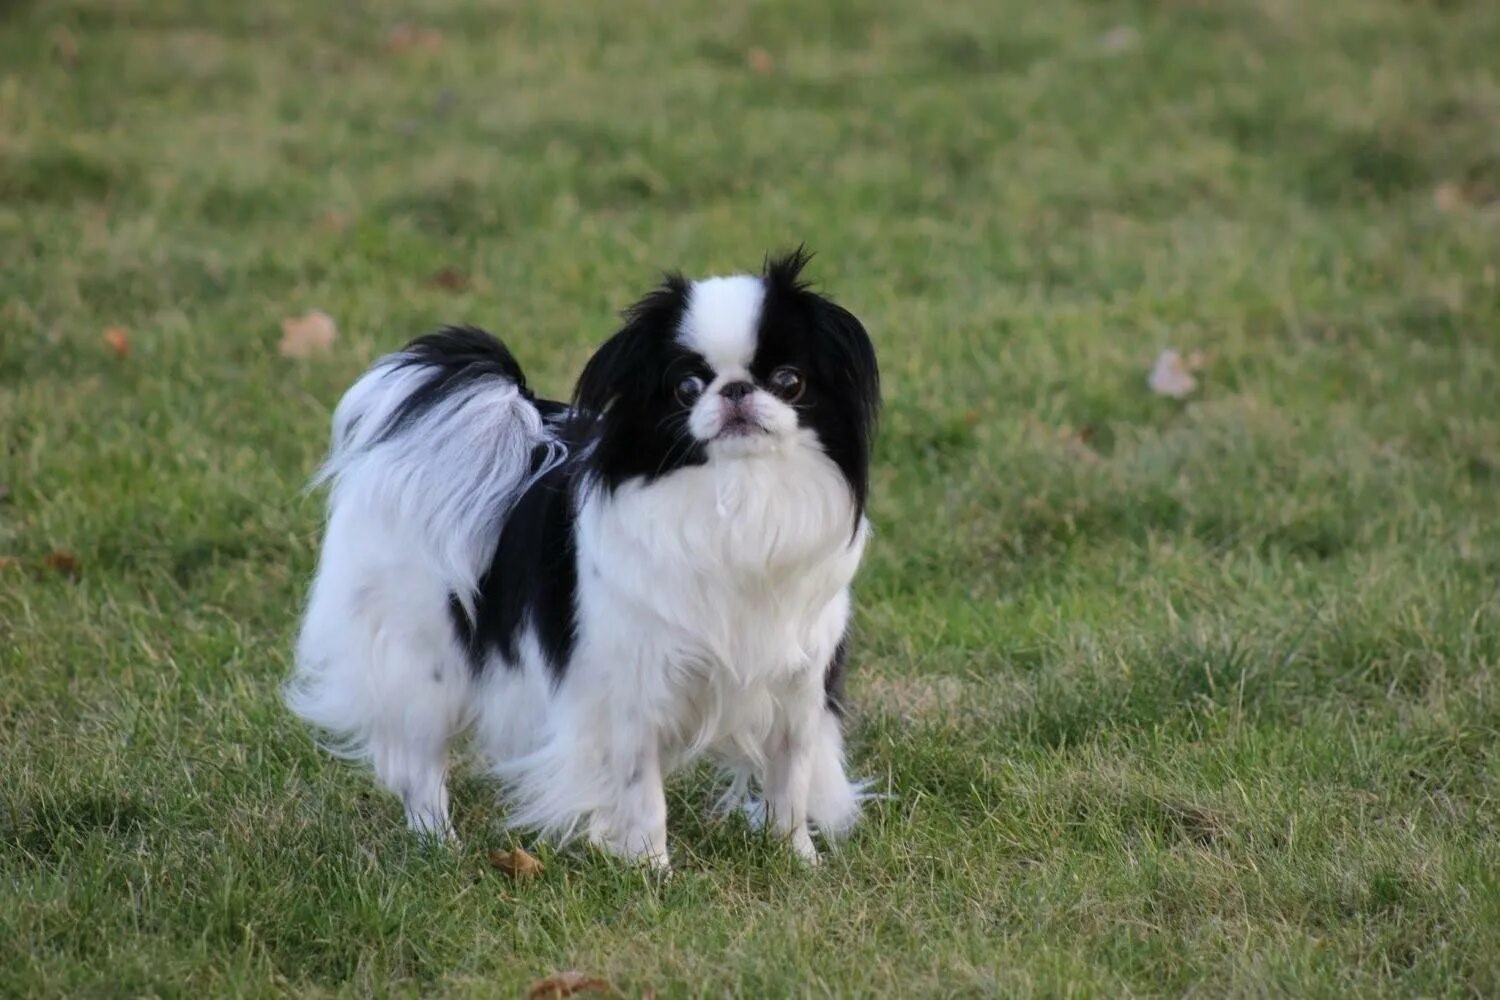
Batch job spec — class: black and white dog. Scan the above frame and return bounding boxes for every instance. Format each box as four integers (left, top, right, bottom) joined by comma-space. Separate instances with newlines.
287, 250, 880, 868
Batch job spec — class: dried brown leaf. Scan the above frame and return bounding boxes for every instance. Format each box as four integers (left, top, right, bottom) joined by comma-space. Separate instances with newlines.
387, 22, 445, 54
488, 846, 544, 881
1058, 425, 1102, 465
315, 210, 352, 234
1148, 349, 1197, 399
279, 310, 338, 359
42, 549, 81, 577
1433, 182, 1465, 214
0, 556, 18, 570
527, 971, 612, 999
746, 47, 774, 74
429, 266, 470, 292
103, 326, 130, 358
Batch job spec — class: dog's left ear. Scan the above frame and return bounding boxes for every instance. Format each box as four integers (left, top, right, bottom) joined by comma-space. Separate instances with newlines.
573, 322, 654, 419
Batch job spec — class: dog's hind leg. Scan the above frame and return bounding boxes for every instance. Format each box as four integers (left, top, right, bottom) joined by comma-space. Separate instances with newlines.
288, 552, 472, 841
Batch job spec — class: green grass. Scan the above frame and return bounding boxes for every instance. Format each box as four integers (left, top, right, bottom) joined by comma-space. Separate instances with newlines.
3, 0, 1499, 994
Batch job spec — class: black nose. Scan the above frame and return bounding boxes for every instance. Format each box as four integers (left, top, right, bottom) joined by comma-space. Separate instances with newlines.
719, 381, 754, 401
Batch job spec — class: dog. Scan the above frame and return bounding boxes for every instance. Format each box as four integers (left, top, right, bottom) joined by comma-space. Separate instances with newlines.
286, 249, 880, 868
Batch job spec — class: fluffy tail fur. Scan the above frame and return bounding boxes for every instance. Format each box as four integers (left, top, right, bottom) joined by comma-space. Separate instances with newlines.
309, 327, 562, 604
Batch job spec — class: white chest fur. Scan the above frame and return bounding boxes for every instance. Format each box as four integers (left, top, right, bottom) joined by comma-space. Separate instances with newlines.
573, 443, 865, 753
476, 441, 870, 862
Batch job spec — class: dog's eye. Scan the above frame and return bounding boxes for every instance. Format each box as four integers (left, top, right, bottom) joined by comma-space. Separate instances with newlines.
767, 366, 805, 402
675, 374, 706, 406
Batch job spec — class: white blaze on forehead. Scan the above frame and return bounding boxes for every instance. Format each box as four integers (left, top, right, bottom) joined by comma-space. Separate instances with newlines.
677, 275, 765, 371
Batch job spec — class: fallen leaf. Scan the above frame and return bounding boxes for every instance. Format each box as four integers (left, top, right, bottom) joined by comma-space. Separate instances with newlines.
1097, 25, 1139, 54
315, 210, 352, 234
386, 22, 444, 54
527, 972, 612, 999
0, 556, 18, 570
746, 47, 774, 74
42, 549, 81, 577
103, 326, 130, 358
1148, 349, 1198, 399
429, 266, 470, 292
1058, 425, 1102, 464
1184, 349, 1212, 372
1433, 182, 1465, 214
279, 310, 338, 359
488, 846, 544, 881
52, 26, 78, 68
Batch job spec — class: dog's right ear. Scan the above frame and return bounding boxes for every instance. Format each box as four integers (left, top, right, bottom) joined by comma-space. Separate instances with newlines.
572, 272, 689, 418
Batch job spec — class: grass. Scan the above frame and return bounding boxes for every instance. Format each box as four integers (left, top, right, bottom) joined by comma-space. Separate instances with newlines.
3, 0, 1499, 994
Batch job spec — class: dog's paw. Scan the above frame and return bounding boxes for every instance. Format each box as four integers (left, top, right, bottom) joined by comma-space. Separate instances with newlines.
789, 828, 820, 866
588, 827, 672, 874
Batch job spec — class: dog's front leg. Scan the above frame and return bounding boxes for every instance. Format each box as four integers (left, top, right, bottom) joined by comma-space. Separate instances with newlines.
587, 709, 670, 872
764, 675, 823, 864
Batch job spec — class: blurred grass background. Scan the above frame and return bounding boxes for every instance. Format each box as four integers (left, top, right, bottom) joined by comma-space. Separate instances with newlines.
2, 0, 1499, 994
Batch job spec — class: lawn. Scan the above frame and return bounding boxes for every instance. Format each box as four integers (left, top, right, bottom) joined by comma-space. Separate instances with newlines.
3, 0, 1500, 994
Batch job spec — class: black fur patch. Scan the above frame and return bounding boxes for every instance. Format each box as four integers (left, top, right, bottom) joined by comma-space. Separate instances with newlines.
452, 448, 579, 682
824, 634, 851, 717
568, 273, 709, 490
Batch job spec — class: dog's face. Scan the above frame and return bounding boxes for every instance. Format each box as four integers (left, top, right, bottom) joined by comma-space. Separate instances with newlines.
573, 250, 880, 519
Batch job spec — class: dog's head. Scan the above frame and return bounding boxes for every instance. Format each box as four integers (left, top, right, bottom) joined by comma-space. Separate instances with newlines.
572, 249, 880, 522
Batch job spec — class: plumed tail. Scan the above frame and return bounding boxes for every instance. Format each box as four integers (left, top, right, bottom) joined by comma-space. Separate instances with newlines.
311, 326, 564, 603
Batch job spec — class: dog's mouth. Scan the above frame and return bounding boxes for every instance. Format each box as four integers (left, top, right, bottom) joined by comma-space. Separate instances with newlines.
714, 415, 770, 439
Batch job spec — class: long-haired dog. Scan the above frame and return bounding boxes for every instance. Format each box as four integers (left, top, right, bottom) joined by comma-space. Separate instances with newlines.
287, 250, 879, 868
